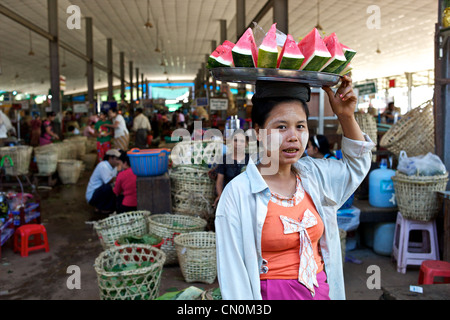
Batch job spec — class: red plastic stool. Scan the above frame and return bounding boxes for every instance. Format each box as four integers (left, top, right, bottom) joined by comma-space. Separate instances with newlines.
418, 260, 450, 285
13, 224, 49, 257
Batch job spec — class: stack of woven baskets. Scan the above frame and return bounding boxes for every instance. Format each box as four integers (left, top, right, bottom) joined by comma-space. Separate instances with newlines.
93, 211, 217, 299
170, 165, 215, 218
0, 146, 33, 176
93, 211, 166, 300
392, 172, 448, 221
379, 101, 448, 221
34, 145, 58, 175
147, 214, 215, 284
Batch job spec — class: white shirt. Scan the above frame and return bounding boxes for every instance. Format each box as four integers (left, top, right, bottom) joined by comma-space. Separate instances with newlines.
113, 114, 129, 138
0, 111, 14, 138
85, 161, 117, 202
132, 113, 151, 132
215, 133, 375, 300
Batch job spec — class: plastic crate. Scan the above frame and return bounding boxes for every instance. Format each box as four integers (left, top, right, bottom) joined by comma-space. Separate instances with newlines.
127, 148, 170, 177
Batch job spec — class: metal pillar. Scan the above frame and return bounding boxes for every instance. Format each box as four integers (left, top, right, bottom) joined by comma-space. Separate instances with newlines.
405, 72, 413, 111
220, 19, 227, 44
129, 61, 134, 106
141, 73, 144, 99
47, 0, 60, 114
434, 1, 450, 190
136, 68, 140, 101
236, 0, 246, 40
86, 17, 94, 108
107, 38, 113, 101
120, 52, 125, 101
273, 0, 288, 34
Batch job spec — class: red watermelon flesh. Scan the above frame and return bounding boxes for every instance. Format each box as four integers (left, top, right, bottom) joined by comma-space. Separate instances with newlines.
320, 33, 347, 73
298, 28, 331, 71
207, 41, 235, 68
277, 34, 305, 70
232, 27, 258, 67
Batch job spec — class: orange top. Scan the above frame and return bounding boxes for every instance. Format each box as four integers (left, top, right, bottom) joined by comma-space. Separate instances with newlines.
260, 176, 324, 280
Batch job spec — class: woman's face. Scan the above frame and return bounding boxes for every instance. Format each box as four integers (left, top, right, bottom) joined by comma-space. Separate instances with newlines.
306, 141, 319, 158
232, 134, 246, 153
108, 110, 115, 119
258, 101, 309, 166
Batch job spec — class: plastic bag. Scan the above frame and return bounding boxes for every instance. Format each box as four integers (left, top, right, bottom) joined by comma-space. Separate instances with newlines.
397, 150, 447, 176
252, 21, 287, 48
337, 206, 360, 232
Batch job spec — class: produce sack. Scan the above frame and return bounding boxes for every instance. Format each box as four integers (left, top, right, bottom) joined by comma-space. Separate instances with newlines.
397, 150, 447, 176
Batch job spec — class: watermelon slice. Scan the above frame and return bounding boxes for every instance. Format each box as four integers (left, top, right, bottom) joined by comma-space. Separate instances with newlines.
298, 28, 331, 71
207, 41, 235, 69
320, 33, 347, 73
232, 27, 258, 67
333, 44, 357, 74
257, 23, 278, 68
339, 62, 353, 76
277, 34, 304, 70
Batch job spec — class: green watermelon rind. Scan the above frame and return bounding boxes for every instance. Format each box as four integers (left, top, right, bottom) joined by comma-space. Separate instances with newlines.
232, 50, 256, 67
320, 56, 347, 73
333, 47, 357, 74
279, 56, 305, 70
257, 45, 278, 68
300, 54, 331, 72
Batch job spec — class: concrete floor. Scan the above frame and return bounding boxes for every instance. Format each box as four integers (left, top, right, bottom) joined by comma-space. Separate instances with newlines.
0, 165, 421, 300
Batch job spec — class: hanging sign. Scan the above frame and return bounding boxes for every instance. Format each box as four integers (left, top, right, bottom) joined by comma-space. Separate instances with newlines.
354, 81, 377, 96
210, 98, 228, 111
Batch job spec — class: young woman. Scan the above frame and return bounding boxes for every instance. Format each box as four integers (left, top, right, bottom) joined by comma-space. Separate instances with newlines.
307, 134, 338, 159
94, 111, 113, 162
113, 150, 137, 213
215, 75, 375, 300
213, 131, 249, 208
105, 107, 129, 151
39, 111, 59, 146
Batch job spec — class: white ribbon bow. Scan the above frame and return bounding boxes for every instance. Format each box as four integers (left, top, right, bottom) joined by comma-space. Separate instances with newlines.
280, 209, 319, 297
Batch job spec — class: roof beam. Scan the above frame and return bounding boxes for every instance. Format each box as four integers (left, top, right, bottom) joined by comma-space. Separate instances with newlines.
0, 3, 127, 83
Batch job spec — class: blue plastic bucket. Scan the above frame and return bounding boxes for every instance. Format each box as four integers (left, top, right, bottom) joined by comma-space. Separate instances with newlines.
127, 148, 170, 177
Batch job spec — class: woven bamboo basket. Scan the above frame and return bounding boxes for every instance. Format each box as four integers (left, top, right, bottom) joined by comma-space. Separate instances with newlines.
354, 113, 378, 161
86, 137, 97, 153
380, 102, 435, 158
81, 153, 97, 171
62, 139, 80, 160
147, 214, 207, 265
94, 244, 166, 300
170, 165, 215, 220
174, 232, 216, 284
66, 136, 87, 159
0, 146, 33, 176
57, 160, 82, 184
35, 151, 58, 175
93, 211, 151, 250
392, 172, 448, 221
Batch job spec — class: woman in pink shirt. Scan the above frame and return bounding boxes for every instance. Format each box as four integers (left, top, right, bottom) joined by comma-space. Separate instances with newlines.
114, 151, 137, 213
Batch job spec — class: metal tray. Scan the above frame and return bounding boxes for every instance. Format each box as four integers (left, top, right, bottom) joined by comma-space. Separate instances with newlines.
210, 67, 342, 87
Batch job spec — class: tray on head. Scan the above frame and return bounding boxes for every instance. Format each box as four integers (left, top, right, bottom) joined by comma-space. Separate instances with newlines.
210, 67, 342, 87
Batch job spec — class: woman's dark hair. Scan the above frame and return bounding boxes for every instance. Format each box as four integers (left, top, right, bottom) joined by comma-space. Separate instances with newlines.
46, 111, 56, 118
119, 150, 130, 166
109, 107, 118, 114
309, 134, 334, 157
251, 97, 309, 128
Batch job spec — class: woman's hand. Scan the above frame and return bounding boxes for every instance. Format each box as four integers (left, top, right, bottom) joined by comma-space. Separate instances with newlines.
323, 75, 364, 141
322, 75, 357, 119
